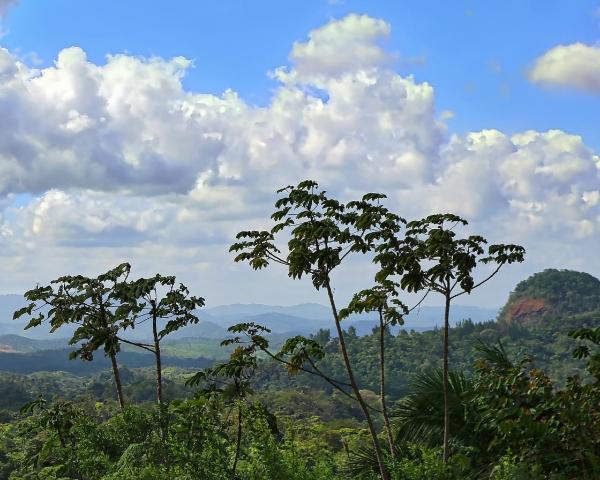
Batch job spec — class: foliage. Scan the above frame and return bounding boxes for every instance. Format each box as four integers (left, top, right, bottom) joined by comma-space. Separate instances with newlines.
392, 369, 476, 447
3, 299, 600, 479
230, 179, 405, 479
4, 182, 600, 479
14, 263, 132, 364
470, 344, 600, 477
374, 212, 524, 462
0, 396, 339, 480
499, 268, 600, 321
14, 263, 134, 408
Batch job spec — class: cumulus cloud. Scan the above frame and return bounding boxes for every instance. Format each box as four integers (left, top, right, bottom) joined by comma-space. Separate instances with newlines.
285, 14, 392, 80
432, 130, 600, 236
0, 14, 598, 305
528, 43, 600, 93
0, 16, 442, 197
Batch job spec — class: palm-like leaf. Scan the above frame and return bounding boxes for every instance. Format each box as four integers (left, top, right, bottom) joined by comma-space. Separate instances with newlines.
473, 340, 514, 373
341, 443, 388, 479
392, 369, 474, 446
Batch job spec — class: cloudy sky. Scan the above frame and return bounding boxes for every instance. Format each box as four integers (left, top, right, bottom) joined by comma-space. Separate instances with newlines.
0, 0, 599, 308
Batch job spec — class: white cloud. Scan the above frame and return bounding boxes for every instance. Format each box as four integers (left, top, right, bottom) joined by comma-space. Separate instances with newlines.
529, 43, 600, 93
285, 14, 392, 80
0, 14, 598, 306
433, 130, 600, 235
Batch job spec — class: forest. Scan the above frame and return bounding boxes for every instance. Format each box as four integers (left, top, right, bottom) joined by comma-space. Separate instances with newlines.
1, 181, 600, 480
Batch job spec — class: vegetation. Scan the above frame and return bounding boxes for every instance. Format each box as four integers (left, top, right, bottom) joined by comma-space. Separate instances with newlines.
230, 180, 402, 479
373, 213, 524, 462
499, 268, 600, 322
114, 274, 205, 405
14, 264, 135, 409
2, 181, 599, 479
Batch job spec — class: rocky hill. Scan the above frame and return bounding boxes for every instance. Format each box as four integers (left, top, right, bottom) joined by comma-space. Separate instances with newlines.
499, 269, 600, 325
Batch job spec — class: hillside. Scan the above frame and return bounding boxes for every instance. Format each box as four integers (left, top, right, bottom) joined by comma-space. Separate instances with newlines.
0, 334, 68, 353
255, 269, 600, 398
499, 269, 600, 324
0, 348, 212, 375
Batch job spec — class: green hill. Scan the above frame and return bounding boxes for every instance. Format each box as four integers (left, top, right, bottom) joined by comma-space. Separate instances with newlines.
499, 269, 600, 324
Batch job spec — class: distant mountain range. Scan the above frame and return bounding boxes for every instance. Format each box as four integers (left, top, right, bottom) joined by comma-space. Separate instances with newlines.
0, 294, 499, 343
200, 302, 499, 336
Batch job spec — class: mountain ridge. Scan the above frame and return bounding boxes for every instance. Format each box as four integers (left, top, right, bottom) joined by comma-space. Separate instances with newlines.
0, 294, 498, 342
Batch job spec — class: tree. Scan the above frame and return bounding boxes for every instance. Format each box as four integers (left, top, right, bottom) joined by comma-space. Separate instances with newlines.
230, 180, 401, 479
14, 263, 133, 409
569, 325, 600, 380
340, 281, 407, 458
115, 274, 205, 406
311, 328, 331, 346
186, 323, 263, 478
375, 214, 525, 463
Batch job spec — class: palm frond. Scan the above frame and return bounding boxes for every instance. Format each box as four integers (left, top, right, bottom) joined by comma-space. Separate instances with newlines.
473, 339, 514, 372
341, 443, 381, 479
341, 442, 404, 479
391, 369, 473, 446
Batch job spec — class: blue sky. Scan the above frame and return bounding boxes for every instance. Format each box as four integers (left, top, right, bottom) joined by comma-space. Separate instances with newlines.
0, 1, 599, 307
4, 0, 600, 149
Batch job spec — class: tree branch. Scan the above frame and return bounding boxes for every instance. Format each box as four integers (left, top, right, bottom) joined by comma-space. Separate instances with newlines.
117, 337, 154, 353
450, 264, 502, 300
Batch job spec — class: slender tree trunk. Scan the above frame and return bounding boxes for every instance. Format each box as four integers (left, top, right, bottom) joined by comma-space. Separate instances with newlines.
151, 304, 163, 405
155, 350, 163, 404
325, 279, 390, 480
151, 302, 169, 442
155, 349, 163, 405
378, 310, 396, 458
232, 402, 242, 479
442, 290, 451, 464
109, 352, 125, 410
99, 301, 125, 410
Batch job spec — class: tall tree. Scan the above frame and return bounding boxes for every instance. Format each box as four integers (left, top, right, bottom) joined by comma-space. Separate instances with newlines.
14, 263, 133, 409
340, 281, 407, 458
115, 274, 205, 405
375, 214, 525, 463
230, 180, 401, 480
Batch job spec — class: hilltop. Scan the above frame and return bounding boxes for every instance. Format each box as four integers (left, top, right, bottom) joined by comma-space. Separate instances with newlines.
499, 269, 600, 325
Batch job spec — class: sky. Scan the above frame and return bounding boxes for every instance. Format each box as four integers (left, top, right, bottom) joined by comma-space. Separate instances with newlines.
0, 0, 599, 308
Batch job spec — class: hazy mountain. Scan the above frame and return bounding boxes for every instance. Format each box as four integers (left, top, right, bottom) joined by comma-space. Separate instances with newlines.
225, 312, 326, 334
205, 302, 497, 329
164, 319, 228, 339
0, 334, 68, 353
0, 296, 498, 375
0, 294, 498, 342
204, 303, 331, 322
